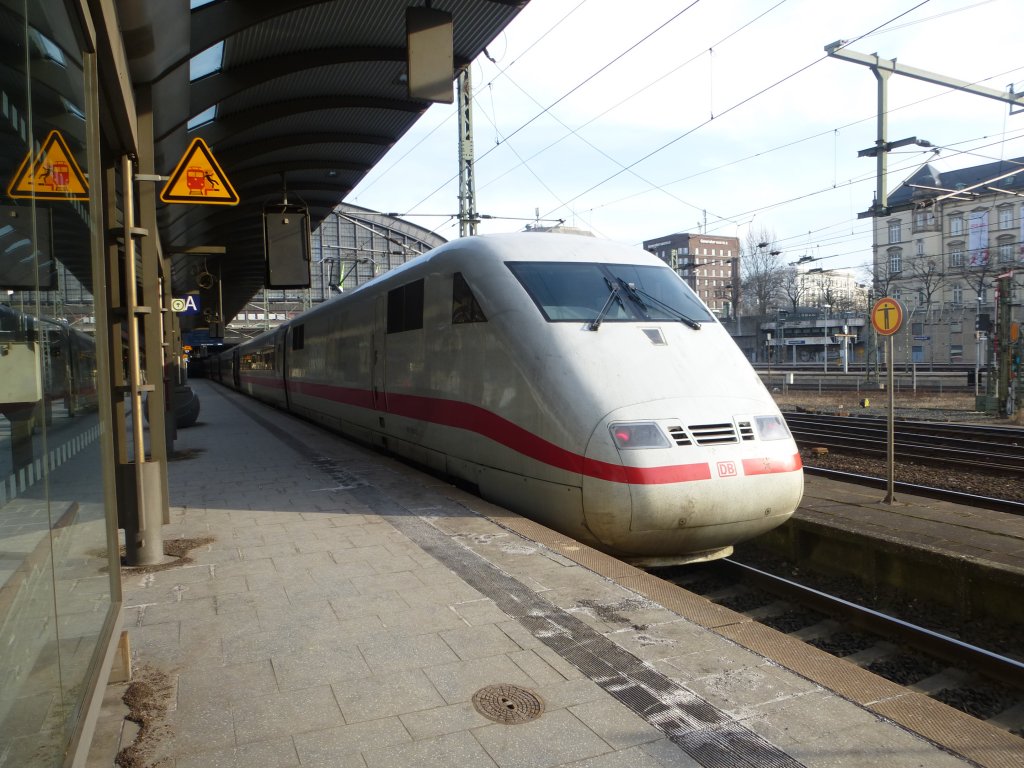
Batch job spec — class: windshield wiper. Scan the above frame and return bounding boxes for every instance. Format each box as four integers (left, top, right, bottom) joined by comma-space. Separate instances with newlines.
589, 278, 625, 331
616, 278, 650, 314
625, 282, 702, 330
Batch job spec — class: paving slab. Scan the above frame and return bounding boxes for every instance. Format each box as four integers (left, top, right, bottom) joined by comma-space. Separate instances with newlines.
82, 380, 1007, 767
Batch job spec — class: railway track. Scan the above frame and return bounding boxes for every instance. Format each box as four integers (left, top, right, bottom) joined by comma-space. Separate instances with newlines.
803, 465, 1024, 515
784, 412, 1024, 475
663, 558, 1024, 738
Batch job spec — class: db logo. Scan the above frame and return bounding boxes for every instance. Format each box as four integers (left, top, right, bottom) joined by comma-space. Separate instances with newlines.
717, 461, 737, 477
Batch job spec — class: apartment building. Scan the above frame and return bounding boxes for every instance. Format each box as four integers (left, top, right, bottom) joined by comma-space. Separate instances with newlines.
872, 157, 1023, 365
642, 232, 740, 317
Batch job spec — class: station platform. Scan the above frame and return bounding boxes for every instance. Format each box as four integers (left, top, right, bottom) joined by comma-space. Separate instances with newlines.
86, 379, 1023, 768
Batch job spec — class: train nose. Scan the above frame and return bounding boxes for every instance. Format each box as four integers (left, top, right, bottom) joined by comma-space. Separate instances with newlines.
579, 402, 803, 561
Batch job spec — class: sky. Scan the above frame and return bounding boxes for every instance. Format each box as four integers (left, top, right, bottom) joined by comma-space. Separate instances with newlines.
346, 0, 1024, 280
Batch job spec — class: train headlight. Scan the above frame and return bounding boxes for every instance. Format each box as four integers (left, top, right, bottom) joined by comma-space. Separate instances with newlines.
609, 422, 670, 449
754, 415, 791, 441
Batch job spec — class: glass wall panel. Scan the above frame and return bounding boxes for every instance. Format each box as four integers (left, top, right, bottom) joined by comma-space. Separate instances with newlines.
1, 1, 116, 764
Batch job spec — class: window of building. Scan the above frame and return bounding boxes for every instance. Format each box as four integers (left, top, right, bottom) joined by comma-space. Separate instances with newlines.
949, 244, 964, 268
949, 215, 963, 236
978, 285, 988, 304
997, 205, 1013, 230
913, 209, 935, 231
387, 278, 425, 333
997, 236, 1014, 263
915, 239, 924, 256
912, 321, 923, 335
888, 219, 902, 244
888, 247, 902, 274
950, 345, 963, 360
452, 272, 487, 324
951, 283, 963, 305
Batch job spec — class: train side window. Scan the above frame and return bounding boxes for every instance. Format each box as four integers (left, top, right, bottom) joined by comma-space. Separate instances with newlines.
387, 278, 424, 333
452, 272, 487, 324
292, 324, 304, 350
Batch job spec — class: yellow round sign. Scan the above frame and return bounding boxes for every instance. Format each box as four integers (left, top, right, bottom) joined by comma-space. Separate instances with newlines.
871, 297, 903, 336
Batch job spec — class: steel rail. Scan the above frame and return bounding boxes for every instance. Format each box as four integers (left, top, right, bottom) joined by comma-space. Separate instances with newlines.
802, 466, 1024, 515
784, 414, 1024, 474
785, 412, 1024, 445
720, 558, 1024, 689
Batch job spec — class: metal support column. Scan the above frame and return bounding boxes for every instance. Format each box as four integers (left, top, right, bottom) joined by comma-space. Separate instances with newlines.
137, 86, 172, 515
103, 161, 128, 468
996, 273, 1012, 417
119, 155, 164, 566
457, 67, 478, 237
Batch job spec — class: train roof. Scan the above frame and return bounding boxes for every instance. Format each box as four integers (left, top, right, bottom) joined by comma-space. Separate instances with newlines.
439, 232, 660, 263
234, 234, 671, 350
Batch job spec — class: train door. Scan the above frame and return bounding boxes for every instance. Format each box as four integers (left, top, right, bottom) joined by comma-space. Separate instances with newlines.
372, 294, 387, 411
232, 348, 241, 388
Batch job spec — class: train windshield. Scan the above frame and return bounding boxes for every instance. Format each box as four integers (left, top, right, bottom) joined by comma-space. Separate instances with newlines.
507, 261, 716, 325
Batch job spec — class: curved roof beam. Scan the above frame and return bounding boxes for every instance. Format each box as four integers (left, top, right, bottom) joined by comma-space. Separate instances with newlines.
220, 179, 354, 199
157, 94, 424, 143
215, 132, 393, 165
190, 0, 327, 57
169, 202, 343, 246
190, 0, 529, 55
162, 192, 345, 238
189, 47, 409, 115
229, 159, 370, 186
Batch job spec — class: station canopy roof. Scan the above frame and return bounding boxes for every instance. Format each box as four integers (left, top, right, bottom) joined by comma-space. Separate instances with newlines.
119, 0, 528, 329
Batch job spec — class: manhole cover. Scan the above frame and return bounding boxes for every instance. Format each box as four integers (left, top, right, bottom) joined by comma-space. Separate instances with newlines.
472, 684, 544, 724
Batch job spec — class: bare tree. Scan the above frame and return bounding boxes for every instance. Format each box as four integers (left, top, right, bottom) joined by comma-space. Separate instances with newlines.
778, 267, 804, 312
955, 256, 998, 306
908, 255, 949, 317
740, 226, 786, 316
817, 273, 859, 314
871, 257, 901, 300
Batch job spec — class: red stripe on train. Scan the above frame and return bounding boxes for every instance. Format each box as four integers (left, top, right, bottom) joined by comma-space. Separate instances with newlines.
268, 377, 798, 485
742, 453, 803, 475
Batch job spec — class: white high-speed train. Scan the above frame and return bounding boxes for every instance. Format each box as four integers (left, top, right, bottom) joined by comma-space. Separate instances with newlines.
213, 233, 803, 565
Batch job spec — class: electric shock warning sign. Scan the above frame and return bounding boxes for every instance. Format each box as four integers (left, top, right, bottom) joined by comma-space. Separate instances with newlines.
160, 138, 239, 205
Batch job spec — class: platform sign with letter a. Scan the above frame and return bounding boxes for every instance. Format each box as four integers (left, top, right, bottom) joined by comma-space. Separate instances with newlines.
7, 130, 89, 200
172, 295, 201, 315
160, 138, 238, 205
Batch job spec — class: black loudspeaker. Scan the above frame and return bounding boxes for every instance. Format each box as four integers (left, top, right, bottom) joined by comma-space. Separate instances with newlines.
0, 206, 56, 290
264, 204, 311, 288
406, 7, 453, 103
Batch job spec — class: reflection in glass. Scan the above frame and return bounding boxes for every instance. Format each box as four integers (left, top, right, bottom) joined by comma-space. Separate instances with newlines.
0, 1, 115, 764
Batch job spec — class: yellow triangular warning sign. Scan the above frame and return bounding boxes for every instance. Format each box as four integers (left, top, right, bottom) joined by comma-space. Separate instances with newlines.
7, 130, 89, 201
160, 138, 239, 206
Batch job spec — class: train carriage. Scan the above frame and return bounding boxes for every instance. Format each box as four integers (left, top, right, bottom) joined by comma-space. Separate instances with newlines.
222, 233, 803, 565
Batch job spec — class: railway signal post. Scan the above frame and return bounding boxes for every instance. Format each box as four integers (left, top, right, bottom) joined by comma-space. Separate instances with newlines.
871, 297, 904, 503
